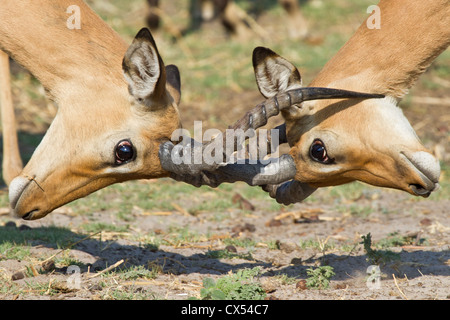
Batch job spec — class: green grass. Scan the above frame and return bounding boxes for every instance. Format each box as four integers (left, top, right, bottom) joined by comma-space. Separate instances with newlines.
0, 225, 80, 249
0, 242, 30, 261
432, 50, 450, 79
195, 267, 266, 300
163, 226, 207, 246
80, 222, 130, 234
338, 204, 374, 218
206, 249, 253, 261
298, 238, 335, 252
104, 287, 157, 300
305, 266, 335, 290
66, 179, 263, 218
67, 179, 197, 214
430, 162, 450, 201
375, 232, 427, 249
116, 265, 159, 281
360, 233, 400, 266
223, 237, 257, 249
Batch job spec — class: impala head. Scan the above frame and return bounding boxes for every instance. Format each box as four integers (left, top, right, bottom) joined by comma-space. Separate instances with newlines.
252, 47, 440, 196
9, 28, 182, 220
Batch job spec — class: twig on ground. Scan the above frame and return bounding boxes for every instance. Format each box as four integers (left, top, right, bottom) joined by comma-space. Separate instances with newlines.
88, 259, 125, 279
392, 274, 408, 300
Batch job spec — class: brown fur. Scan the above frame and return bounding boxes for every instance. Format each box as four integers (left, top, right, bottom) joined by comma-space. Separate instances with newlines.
310, 0, 450, 96
253, 0, 446, 197
1, 0, 181, 219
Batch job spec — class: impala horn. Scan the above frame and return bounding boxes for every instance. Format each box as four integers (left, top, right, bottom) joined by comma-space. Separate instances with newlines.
159, 87, 384, 179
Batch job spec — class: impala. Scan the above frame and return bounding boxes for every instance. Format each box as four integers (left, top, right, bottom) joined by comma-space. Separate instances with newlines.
1, 0, 380, 219
260, 0, 448, 203
160, 0, 447, 204
1, 0, 183, 220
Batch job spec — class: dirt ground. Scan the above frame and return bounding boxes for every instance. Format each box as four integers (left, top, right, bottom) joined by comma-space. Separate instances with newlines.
0, 182, 449, 301
0, 1, 449, 302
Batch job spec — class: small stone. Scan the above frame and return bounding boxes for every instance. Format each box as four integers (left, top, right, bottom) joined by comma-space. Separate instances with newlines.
11, 271, 25, 281
278, 241, 297, 253
420, 218, 432, 226
225, 245, 237, 253
296, 280, 307, 290
265, 219, 282, 227
41, 260, 55, 272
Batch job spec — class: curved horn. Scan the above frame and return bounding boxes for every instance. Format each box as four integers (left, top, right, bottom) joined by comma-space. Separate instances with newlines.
287, 87, 385, 103
159, 87, 384, 177
167, 154, 297, 188
226, 87, 384, 138
262, 180, 317, 205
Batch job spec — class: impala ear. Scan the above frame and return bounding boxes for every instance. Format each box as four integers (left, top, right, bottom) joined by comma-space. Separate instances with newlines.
252, 47, 302, 99
122, 28, 168, 109
165, 64, 181, 105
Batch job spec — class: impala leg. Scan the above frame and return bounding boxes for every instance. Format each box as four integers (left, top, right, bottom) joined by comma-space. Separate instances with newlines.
0, 50, 23, 186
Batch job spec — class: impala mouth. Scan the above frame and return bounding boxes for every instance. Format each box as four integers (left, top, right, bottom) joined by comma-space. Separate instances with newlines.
21, 210, 39, 221
9, 176, 44, 220
401, 151, 440, 197
409, 183, 438, 197
407, 171, 439, 197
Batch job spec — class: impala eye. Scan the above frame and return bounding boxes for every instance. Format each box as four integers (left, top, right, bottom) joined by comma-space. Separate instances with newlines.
115, 140, 135, 165
310, 139, 333, 164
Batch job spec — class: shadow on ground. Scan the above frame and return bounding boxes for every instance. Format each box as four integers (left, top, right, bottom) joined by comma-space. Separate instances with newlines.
1, 224, 448, 282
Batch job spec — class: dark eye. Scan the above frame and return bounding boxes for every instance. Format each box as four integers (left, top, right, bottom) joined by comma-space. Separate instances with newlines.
115, 140, 135, 165
310, 139, 333, 164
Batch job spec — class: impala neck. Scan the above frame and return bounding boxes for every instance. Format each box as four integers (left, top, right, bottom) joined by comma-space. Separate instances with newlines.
310, 0, 450, 98
0, 0, 128, 102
